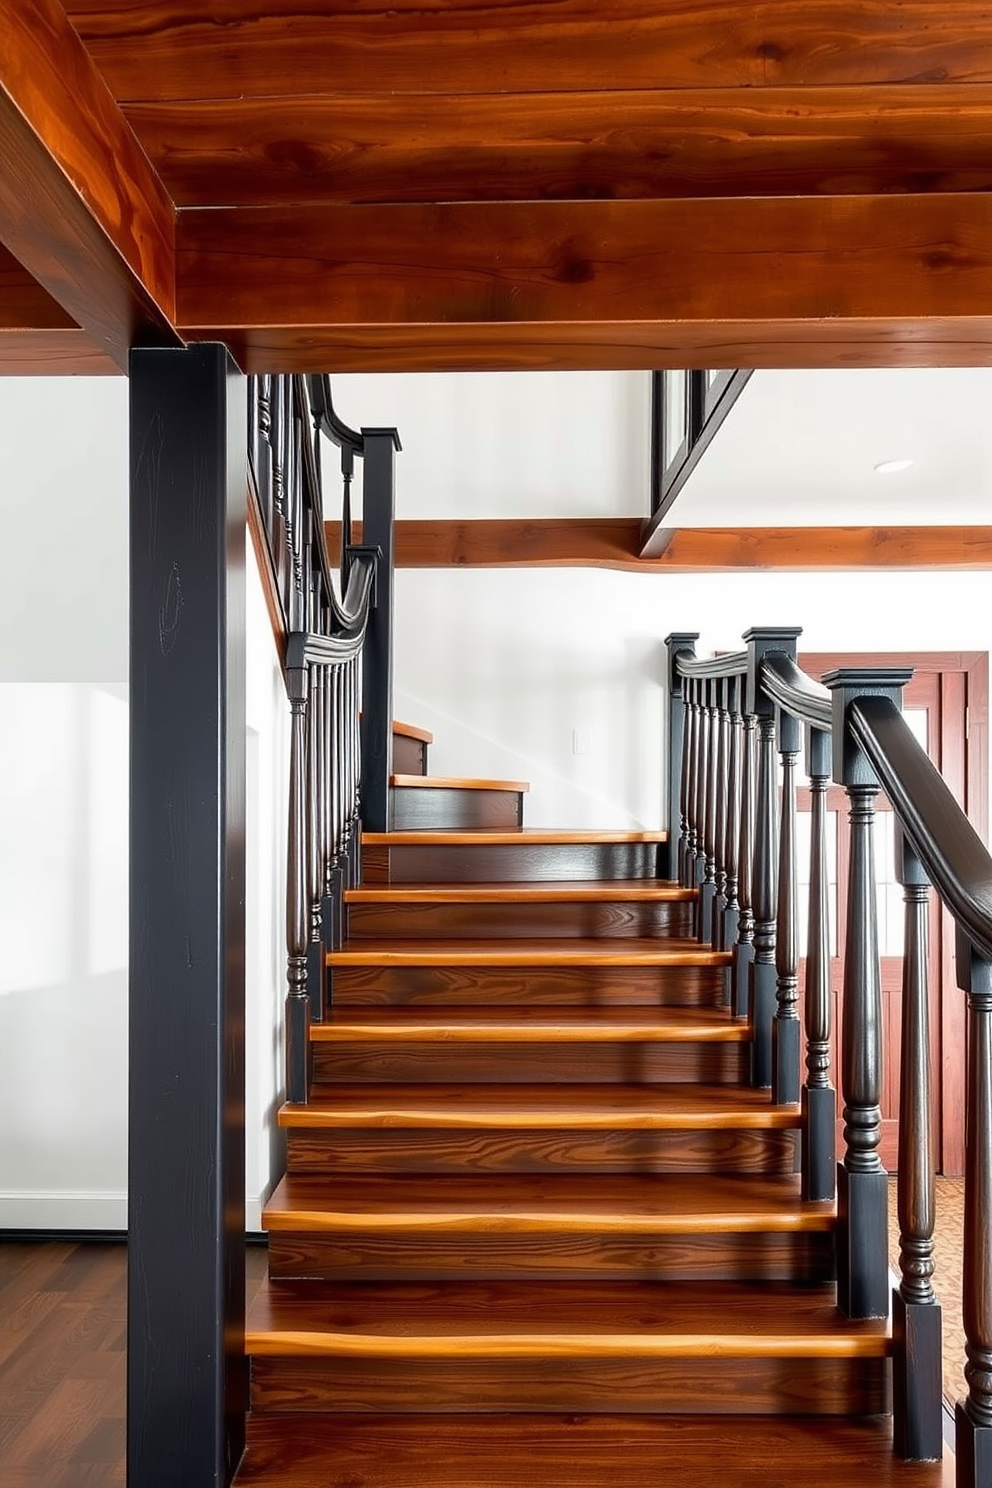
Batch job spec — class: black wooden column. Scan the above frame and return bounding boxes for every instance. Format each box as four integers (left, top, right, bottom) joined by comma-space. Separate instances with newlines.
359, 427, 400, 834
129, 345, 247, 1488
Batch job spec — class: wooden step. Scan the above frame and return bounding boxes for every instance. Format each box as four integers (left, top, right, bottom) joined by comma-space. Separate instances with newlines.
390, 777, 529, 831
283, 1082, 799, 1177
263, 1173, 835, 1282
362, 829, 667, 883
308, 1008, 749, 1082
236, 1414, 953, 1487
330, 958, 728, 1008
328, 937, 729, 969
391, 719, 433, 776
345, 879, 694, 939
245, 1279, 888, 1416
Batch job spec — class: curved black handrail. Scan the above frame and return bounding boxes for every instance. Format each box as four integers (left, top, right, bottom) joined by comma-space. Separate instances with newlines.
675, 649, 748, 681
286, 555, 376, 671
849, 693, 992, 963
760, 653, 832, 731
305, 373, 364, 460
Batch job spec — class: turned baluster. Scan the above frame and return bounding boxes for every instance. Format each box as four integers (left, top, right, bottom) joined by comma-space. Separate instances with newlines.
955, 938, 992, 1487
713, 676, 731, 935
773, 704, 801, 1105
892, 830, 941, 1462
801, 724, 836, 1202
695, 679, 712, 940
684, 679, 701, 894
721, 674, 742, 961
824, 670, 910, 1319
306, 659, 325, 1019
732, 702, 756, 1020
285, 666, 311, 1104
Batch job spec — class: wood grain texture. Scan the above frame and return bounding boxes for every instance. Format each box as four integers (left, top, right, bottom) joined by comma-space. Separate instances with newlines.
327, 937, 731, 968
121, 84, 992, 208
392, 786, 525, 832
345, 880, 693, 903
311, 1041, 747, 1085
345, 899, 692, 940
330, 961, 728, 1008
0, 0, 177, 367
280, 1084, 791, 1129
307, 1006, 743, 1041
332, 519, 992, 572
63, 1, 992, 100
236, 1413, 954, 1487
391, 775, 529, 792
177, 194, 992, 374
362, 839, 668, 884
0, 242, 75, 329
0, 328, 119, 374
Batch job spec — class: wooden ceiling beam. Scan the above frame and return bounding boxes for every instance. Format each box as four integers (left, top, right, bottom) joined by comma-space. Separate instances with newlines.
64, 0, 992, 101
0, 242, 75, 330
0, 0, 178, 371
327, 519, 992, 573
126, 85, 992, 208
177, 194, 992, 373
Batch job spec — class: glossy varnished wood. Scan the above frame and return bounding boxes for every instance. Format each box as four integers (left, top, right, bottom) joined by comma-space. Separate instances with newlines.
307, 1005, 744, 1043
363, 831, 666, 846
327, 937, 731, 968
345, 897, 692, 941
392, 775, 529, 793
391, 784, 526, 832
0, 327, 119, 375
329, 960, 729, 1008
236, 1413, 953, 1486
0, 242, 75, 329
346, 880, 693, 904
125, 84, 992, 207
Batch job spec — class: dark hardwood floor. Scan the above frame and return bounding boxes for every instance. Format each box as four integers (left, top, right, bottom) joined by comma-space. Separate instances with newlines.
0, 1240, 268, 1487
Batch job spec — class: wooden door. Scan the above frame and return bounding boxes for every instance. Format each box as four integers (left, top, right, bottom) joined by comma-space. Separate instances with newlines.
797, 653, 988, 1177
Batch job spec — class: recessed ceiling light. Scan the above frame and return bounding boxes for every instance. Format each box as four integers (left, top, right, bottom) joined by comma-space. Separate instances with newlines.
873, 458, 915, 475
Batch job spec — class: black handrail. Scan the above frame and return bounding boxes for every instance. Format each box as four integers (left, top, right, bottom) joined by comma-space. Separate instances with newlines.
675, 649, 748, 680
760, 652, 832, 731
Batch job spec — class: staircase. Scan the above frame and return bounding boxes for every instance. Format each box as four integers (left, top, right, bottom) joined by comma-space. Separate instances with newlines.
236, 737, 952, 1487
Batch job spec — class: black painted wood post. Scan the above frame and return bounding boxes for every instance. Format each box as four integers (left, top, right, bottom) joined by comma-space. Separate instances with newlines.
732, 699, 756, 1020
714, 676, 731, 933
664, 633, 698, 883
685, 678, 701, 895
745, 629, 800, 1087
801, 724, 836, 1202
129, 345, 247, 1488
955, 936, 992, 1486
700, 679, 720, 944
695, 679, 713, 940
359, 428, 400, 833
720, 674, 742, 958
824, 667, 911, 1319
773, 702, 801, 1105
892, 828, 942, 1462
285, 663, 311, 1102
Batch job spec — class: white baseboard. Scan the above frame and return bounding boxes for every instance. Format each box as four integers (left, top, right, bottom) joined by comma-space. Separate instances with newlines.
0, 1190, 128, 1230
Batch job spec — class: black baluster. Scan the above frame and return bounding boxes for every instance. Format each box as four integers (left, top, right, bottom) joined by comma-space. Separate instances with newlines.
801, 724, 835, 1202
892, 829, 941, 1462
955, 937, 992, 1487
721, 674, 742, 962
664, 633, 698, 884
713, 676, 731, 937
700, 678, 720, 945
684, 679, 700, 894
306, 660, 325, 1020
695, 679, 712, 941
285, 665, 311, 1105
773, 703, 801, 1105
733, 700, 756, 1020
823, 668, 909, 1319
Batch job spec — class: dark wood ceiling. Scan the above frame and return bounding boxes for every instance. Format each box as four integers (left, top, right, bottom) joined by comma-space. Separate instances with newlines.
3, 0, 992, 375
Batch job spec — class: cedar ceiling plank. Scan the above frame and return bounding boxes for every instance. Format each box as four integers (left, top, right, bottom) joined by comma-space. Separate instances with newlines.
328, 520, 992, 572
63, 1, 992, 102
0, 328, 120, 374
177, 194, 992, 372
125, 85, 992, 208
0, 0, 178, 370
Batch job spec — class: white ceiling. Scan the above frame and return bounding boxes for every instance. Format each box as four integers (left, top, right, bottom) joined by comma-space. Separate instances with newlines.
666, 368, 992, 528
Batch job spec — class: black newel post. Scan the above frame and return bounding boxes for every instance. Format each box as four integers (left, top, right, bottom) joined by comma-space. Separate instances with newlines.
801, 724, 836, 1202
129, 345, 247, 1487
664, 632, 698, 883
956, 935, 992, 1487
745, 629, 799, 1088
824, 667, 910, 1319
773, 701, 801, 1105
359, 427, 400, 833
892, 828, 942, 1462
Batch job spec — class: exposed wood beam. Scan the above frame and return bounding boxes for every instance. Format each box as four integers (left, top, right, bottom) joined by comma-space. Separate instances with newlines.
0, 0, 178, 370
0, 242, 74, 329
178, 194, 992, 373
326, 521, 992, 573
65, 1, 992, 101
0, 242, 118, 374
127, 85, 992, 209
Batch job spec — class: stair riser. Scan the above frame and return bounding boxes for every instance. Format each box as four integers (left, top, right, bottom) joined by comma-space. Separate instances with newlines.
392, 734, 428, 776
331, 964, 728, 1008
346, 901, 693, 939
392, 788, 524, 832
250, 1355, 888, 1417
311, 1042, 748, 1084
286, 1128, 800, 1176
363, 842, 663, 883
267, 1232, 834, 1284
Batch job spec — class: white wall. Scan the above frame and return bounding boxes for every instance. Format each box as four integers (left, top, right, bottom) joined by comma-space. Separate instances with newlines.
0, 377, 289, 1231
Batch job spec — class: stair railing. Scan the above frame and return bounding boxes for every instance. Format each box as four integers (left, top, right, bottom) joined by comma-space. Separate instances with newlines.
667, 629, 992, 1480
249, 374, 399, 1106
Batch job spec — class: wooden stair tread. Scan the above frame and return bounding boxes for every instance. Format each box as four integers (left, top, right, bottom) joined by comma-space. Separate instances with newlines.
308, 1005, 748, 1042
237, 1414, 954, 1487
328, 937, 731, 967
262, 1172, 832, 1232
391, 774, 530, 792
363, 829, 667, 845
392, 719, 433, 744
346, 878, 693, 904
280, 1083, 796, 1129
246, 1278, 888, 1357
